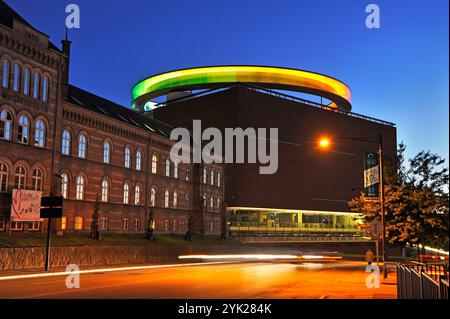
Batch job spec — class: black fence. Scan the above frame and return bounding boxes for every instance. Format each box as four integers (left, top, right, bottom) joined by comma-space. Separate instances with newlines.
397, 262, 449, 299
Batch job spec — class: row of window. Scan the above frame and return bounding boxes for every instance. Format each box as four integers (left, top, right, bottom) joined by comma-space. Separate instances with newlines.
1, 58, 50, 102
0, 110, 46, 147
202, 166, 221, 187
0, 163, 43, 191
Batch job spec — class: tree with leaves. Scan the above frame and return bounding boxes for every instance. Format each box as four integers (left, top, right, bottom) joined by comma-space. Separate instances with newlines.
349, 142, 449, 253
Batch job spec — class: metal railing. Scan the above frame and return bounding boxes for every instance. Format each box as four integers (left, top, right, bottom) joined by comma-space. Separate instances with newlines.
397, 262, 449, 299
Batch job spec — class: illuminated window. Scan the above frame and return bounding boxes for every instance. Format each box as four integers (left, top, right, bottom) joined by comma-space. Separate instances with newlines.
76, 175, 85, 200
78, 134, 87, 159
134, 219, 140, 231
33, 72, 39, 99
123, 219, 129, 231
31, 168, 43, 191
210, 196, 214, 209
101, 179, 109, 202
124, 146, 131, 168
0, 110, 13, 140
60, 216, 67, 230
74, 216, 83, 230
23, 68, 30, 95
34, 120, 45, 148
203, 168, 207, 184
2, 59, 9, 88
61, 130, 71, 155
203, 194, 207, 207
13, 64, 20, 92
217, 197, 221, 209
134, 184, 141, 205
18, 115, 29, 144
210, 170, 214, 186
136, 150, 142, 171
164, 189, 169, 208
101, 218, 109, 231
61, 173, 68, 199
165, 159, 170, 177
185, 168, 190, 181
123, 183, 129, 204
42, 76, 49, 102
103, 141, 111, 164
151, 154, 158, 174
150, 187, 156, 207
0, 162, 8, 192
14, 165, 26, 189
173, 191, 177, 208
217, 172, 221, 187
174, 162, 178, 179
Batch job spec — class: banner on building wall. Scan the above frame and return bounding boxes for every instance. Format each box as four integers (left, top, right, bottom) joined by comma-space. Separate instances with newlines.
10, 189, 43, 222
364, 152, 380, 198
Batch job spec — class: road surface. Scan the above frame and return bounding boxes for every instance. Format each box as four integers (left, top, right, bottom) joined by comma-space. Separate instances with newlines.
0, 260, 396, 299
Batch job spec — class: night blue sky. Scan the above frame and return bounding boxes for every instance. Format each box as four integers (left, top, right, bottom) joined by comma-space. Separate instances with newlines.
6, 0, 449, 162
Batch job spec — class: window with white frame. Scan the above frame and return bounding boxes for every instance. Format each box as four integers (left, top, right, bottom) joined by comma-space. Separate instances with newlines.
61, 130, 71, 155
136, 150, 142, 171
151, 154, 158, 174
0, 110, 13, 141
123, 183, 129, 204
0, 162, 8, 192
134, 218, 140, 231
61, 173, 68, 199
14, 165, 26, 189
34, 120, 45, 148
28, 221, 40, 231
103, 141, 111, 164
124, 146, 131, 168
150, 187, 156, 207
76, 175, 85, 200
123, 219, 129, 231
203, 167, 207, 184
10, 222, 23, 231
78, 134, 87, 159
210, 196, 214, 210
164, 189, 169, 208
165, 159, 170, 177
101, 179, 109, 202
173, 191, 177, 208
135, 184, 141, 205
101, 218, 109, 231
210, 170, 214, 186
31, 168, 43, 191
18, 115, 29, 144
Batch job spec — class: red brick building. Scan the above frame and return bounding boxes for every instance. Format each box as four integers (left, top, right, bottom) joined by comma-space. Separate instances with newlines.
0, 2, 224, 235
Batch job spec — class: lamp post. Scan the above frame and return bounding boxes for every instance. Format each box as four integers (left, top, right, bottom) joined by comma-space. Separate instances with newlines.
318, 134, 388, 279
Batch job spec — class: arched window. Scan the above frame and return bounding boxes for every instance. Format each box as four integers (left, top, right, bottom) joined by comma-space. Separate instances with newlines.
135, 184, 141, 205
151, 154, 158, 174
78, 134, 87, 159
103, 141, 111, 164
18, 115, 29, 144
13, 64, 20, 92
0, 110, 13, 140
33, 72, 40, 99
0, 162, 8, 192
61, 173, 68, 199
14, 165, 26, 189
203, 167, 207, 184
136, 150, 142, 171
2, 59, 9, 88
217, 197, 221, 209
124, 146, 131, 168
101, 179, 109, 202
203, 194, 207, 207
76, 175, 85, 200
210, 170, 214, 186
150, 187, 156, 207
42, 75, 49, 102
61, 130, 71, 155
164, 189, 170, 208
31, 168, 43, 191
165, 159, 170, 177
210, 196, 214, 209
173, 191, 177, 208
217, 172, 221, 187
123, 183, 129, 204
23, 68, 30, 95
174, 162, 178, 179
34, 120, 45, 148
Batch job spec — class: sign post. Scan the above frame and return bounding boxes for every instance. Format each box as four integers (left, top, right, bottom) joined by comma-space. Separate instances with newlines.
40, 196, 64, 272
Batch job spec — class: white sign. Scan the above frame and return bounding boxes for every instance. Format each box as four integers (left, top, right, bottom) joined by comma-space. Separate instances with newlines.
11, 189, 43, 222
364, 165, 380, 188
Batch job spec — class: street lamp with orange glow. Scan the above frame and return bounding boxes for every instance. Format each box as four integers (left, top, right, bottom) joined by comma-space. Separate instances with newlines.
318, 134, 388, 280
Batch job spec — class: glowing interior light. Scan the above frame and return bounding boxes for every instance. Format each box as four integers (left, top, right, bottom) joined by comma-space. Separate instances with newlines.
319, 138, 330, 148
